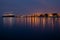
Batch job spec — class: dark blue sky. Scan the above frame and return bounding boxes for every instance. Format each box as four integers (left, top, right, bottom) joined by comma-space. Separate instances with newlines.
0, 0, 60, 15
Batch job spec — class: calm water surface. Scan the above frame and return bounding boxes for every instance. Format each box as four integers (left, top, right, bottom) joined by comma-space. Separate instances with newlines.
0, 17, 60, 40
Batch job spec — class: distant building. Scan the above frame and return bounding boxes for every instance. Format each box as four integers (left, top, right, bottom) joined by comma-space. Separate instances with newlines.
2, 13, 15, 17
44, 14, 48, 17
39, 14, 44, 17
52, 13, 58, 17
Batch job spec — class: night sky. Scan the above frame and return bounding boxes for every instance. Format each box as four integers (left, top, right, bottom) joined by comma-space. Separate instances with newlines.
0, 0, 60, 15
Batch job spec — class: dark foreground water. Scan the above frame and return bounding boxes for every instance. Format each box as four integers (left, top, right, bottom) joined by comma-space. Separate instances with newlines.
0, 17, 60, 40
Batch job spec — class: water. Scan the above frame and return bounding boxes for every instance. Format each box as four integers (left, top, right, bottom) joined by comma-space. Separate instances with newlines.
0, 17, 60, 40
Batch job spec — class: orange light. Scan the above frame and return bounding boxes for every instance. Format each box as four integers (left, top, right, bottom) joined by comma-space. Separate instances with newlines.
48, 14, 53, 17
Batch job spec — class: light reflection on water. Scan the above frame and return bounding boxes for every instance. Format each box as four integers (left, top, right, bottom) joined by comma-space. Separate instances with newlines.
3, 17, 14, 26
3, 17, 60, 32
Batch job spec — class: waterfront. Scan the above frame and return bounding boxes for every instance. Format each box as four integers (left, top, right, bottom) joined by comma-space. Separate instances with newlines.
0, 17, 60, 40
2, 13, 60, 18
